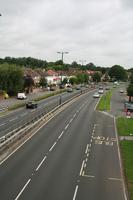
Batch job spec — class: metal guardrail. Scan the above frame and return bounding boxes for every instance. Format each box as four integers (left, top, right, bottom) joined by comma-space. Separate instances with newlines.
0, 88, 92, 153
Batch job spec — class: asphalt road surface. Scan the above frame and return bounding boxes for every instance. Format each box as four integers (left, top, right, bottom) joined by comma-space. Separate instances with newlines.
0, 89, 127, 200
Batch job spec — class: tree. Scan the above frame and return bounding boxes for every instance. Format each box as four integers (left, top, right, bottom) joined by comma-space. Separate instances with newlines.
69, 77, 77, 85
24, 75, 34, 93
0, 64, 24, 96
92, 72, 101, 82
109, 65, 127, 81
39, 77, 47, 87
127, 84, 133, 102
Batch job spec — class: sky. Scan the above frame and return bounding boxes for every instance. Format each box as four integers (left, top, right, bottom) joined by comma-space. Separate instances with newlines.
0, 0, 133, 68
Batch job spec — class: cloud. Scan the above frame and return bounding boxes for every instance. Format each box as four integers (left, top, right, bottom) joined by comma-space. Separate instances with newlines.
0, 0, 133, 68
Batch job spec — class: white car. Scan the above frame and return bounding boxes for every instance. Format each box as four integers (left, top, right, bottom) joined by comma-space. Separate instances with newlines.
98, 89, 104, 94
93, 92, 100, 98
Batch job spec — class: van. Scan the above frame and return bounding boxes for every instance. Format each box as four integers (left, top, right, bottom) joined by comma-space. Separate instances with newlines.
17, 93, 27, 100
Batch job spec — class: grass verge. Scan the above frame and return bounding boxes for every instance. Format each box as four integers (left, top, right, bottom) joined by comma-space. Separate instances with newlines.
116, 117, 133, 136
120, 141, 133, 200
97, 90, 112, 111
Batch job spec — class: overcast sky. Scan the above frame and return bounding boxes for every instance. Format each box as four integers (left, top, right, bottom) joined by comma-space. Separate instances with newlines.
0, 0, 133, 68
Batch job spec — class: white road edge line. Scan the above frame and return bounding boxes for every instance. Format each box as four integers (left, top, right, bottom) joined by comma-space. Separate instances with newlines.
36, 156, 47, 171
14, 178, 31, 200
73, 185, 78, 200
49, 142, 57, 152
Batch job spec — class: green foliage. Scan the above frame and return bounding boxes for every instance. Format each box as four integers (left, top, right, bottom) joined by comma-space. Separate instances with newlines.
39, 77, 47, 87
109, 65, 127, 81
116, 117, 133, 136
92, 72, 101, 82
120, 141, 133, 200
97, 90, 112, 111
69, 77, 77, 85
0, 63, 24, 95
127, 84, 133, 101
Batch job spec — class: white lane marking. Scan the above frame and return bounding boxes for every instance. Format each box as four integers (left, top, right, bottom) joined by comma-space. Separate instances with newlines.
65, 124, 69, 130
0, 123, 5, 127
87, 153, 89, 157
49, 142, 57, 152
9, 117, 18, 122
83, 174, 95, 178
108, 178, 122, 181
14, 179, 31, 200
69, 118, 73, 123
36, 156, 47, 171
20, 113, 27, 117
80, 160, 85, 176
73, 185, 78, 200
58, 131, 64, 139
90, 139, 93, 143
88, 144, 91, 147
73, 113, 76, 118
85, 144, 89, 154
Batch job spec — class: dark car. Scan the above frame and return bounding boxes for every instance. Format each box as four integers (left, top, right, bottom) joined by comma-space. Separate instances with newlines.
124, 101, 133, 112
26, 101, 38, 109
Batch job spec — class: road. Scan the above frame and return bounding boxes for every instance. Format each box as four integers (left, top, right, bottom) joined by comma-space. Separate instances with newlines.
0, 89, 126, 200
0, 88, 87, 137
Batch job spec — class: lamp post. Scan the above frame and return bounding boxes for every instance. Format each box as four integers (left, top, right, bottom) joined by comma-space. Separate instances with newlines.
57, 51, 69, 84
79, 60, 86, 66
57, 51, 69, 64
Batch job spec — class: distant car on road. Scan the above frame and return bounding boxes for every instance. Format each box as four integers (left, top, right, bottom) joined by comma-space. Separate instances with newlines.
17, 93, 27, 100
67, 88, 73, 92
98, 89, 104, 94
93, 92, 100, 98
120, 89, 124, 93
124, 101, 133, 112
26, 100, 38, 109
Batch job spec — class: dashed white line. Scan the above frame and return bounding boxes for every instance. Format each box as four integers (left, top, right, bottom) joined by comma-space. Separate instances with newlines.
58, 131, 64, 139
85, 144, 89, 154
0, 123, 5, 127
14, 178, 31, 200
36, 156, 47, 171
21, 113, 27, 117
69, 118, 73, 123
73, 185, 78, 200
80, 160, 85, 176
49, 142, 57, 152
9, 117, 18, 122
65, 124, 69, 130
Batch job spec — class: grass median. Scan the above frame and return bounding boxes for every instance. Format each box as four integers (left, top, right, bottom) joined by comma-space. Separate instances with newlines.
97, 90, 112, 111
116, 117, 133, 199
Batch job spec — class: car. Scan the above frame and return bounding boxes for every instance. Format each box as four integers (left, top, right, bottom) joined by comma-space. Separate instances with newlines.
17, 93, 27, 100
98, 89, 104, 94
76, 86, 80, 90
93, 92, 100, 98
26, 101, 38, 109
120, 89, 124, 93
124, 101, 133, 112
67, 88, 73, 92
105, 86, 110, 90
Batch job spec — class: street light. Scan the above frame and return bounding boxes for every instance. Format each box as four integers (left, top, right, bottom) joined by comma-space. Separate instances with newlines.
57, 51, 69, 84
57, 51, 69, 64
79, 60, 86, 66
